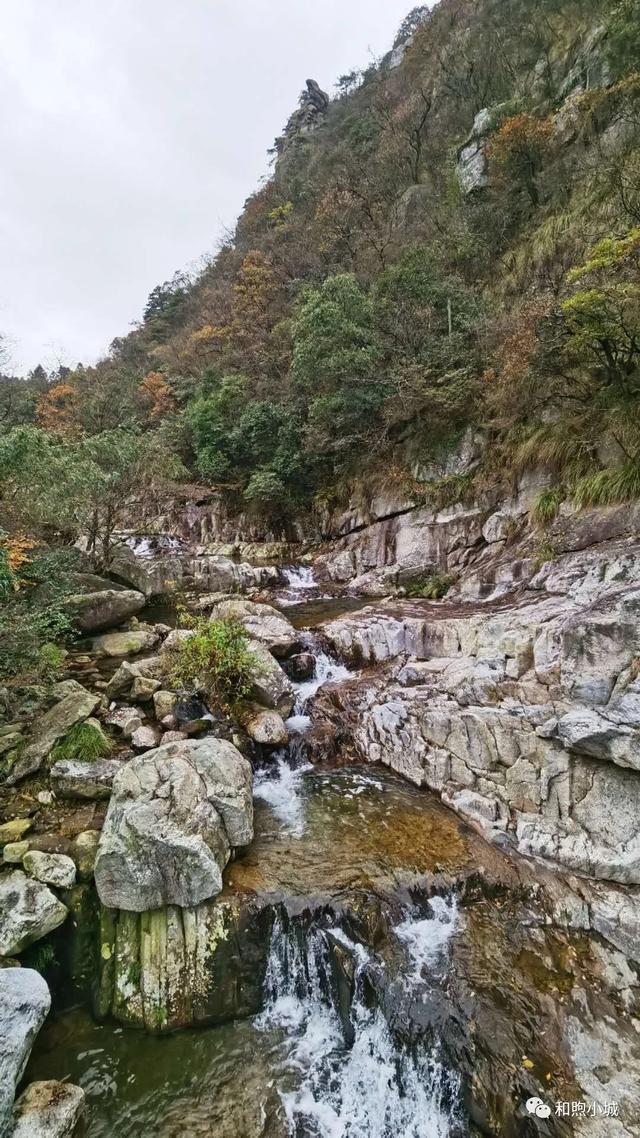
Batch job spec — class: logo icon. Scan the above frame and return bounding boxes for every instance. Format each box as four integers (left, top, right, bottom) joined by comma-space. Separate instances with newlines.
526, 1097, 552, 1119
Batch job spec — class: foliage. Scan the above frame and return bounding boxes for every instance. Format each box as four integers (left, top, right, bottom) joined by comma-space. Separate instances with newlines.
532, 486, 565, 525
50, 720, 113, 763
167, 617, 255, 709
405, 572, 454, 599
0, 545, 78, 680
487, 114, 554, 206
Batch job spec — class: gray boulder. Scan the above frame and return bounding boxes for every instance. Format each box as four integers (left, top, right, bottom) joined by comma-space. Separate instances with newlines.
10, 1080, 85, 1138
50, 758, 123, 800
23, 851, 76, 889
6, 683, 101, 784
105, 656, 164, 701
65, 587, 146, 633
91, 627, 159, 657
0, 872, 68, 956
94, 737, 253, 911
558, 709, 640, 771
208, 597, 298, 657
0, 969, 51, 1134
240, 705, 289, 747
246, 640, 295, 714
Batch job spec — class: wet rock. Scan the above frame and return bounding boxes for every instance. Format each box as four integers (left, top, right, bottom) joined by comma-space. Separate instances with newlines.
0, 872, 68, 956
94, 737, 253, 911
91, 627, 159, 658
153, 690, 178, 719
10, 1079, 86, 1138
0, 818, 32, 846
207, 597, 298, 658
65, 587, 146, 633
246, 640, 295, 715
0, 969, 51, 1134
23, 851, 76, 889
6, 683, 101, 784
50, 758, 123, 800
285, 652, 316, 682
72, 831, 101, 881
130, 724, 161, 751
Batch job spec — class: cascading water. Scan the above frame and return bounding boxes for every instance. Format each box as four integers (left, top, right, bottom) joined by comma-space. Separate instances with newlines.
283, 565, 318, 590
257, 915, 459, 1138
395, 894, 460, 987
292, 650, 352, 711
254, 756, 313, 837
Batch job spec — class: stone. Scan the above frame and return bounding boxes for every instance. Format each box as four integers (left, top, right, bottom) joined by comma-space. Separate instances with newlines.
0, 969, 51, 1134
558, 708, 640, 770
161, 730, 187, 744
50, 759, 123, 801
0, 872, 68, 956
160, 628, 196, 654
153, 690, 178, 719
105, 705, 144, 738
91, 628, 159, 657
208, 597, 298, 657
23, 851, 77, 889
10, 1080, 86, 1138
72, 831, 101, 881
285, 652, 316, 682
6, 684, 101, 784
241, 706, 289, 747
65, 587, 146, 633
0, 818, 32, 846
246, 640, 295, 715
94, 737, 253, 911
130, 675, 162, 701
105, 656, 164, 701
36, 790, 53, 806
0, 731, 23, 757
130, 724, 161, 751
3, 841, 30, 864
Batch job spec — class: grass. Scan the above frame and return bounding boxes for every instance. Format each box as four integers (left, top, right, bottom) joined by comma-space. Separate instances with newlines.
50, 720, 113, 763
573, 461, 640, 508
532, 486, 564, 526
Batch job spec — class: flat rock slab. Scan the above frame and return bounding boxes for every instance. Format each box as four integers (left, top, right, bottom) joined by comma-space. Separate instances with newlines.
50, 758, 124, 800
91, 628, 159, 658
0, 872, 68, 956
94, 737, 253, 911
0, 969, 51, 1134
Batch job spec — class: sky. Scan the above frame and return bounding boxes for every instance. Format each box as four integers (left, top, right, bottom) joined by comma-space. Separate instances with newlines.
0, 0, 415, 374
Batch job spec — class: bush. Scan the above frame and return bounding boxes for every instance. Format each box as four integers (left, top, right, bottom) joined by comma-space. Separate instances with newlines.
167, 617, 255, 709
50, 721, 112, 764
405, 572, 454, 599
0, 546, 79, 681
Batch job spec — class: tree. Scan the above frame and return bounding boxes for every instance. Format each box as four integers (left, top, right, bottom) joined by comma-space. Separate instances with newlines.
487, 113, 554, 206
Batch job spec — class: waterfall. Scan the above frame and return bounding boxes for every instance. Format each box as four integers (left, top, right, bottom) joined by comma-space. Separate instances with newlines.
258, 916, 459, 1137
283, 565, 317, 590
253, 756, 313, 837
395, 894, 459, 987
292, 651, 352, 712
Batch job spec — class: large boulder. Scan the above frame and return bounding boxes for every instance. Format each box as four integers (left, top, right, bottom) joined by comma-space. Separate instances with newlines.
91, 627, 159, 658
246, 640, 295, 714
65, 587, 146, 633
6, 682, 101, 784
94, 737, 253, 911
0, 969, 51, 1133
0, 872, 68, 956
208, 597, 298, 658
558, 708, 640, 771
10, 1080, 86, 1138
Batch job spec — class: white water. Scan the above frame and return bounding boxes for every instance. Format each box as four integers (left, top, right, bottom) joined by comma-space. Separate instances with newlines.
293, 652, 352, 710
283, 565, 317, 590
258, 917, 456, 1138
253, 756, 313, 837
395, 895, 459, 986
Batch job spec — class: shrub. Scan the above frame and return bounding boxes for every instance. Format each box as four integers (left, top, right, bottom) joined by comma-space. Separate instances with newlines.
405, 572, 454, 599
50, 721, 112, 763
167, 617, 255, 709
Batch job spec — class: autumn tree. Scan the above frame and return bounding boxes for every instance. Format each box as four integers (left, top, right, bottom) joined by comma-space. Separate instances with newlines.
487, 113, 554, 206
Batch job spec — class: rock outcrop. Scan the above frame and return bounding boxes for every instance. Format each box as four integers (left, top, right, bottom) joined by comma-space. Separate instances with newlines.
94, 737, 253, 911
65, 586, 146, 633
6, 681, 101, 784
0, 969, 51, 1134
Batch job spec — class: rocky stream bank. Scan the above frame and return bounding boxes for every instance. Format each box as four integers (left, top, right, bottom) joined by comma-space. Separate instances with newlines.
1, 491, 640, 1137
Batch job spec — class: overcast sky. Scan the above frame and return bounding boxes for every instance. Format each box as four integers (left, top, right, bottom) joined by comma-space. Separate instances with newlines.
0, 0, 414, 374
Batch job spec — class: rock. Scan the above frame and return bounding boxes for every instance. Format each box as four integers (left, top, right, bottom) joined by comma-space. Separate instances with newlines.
246, 640, 295, 715
6, 684, 101, 784
72, 831, 101, 882
3, 841, 30, 864
558, 708, 640, 770
153, 690, 178, 720
285, 652, 316, 682
130, 675, 162, 701
65, 587, 146, 633
94, 737, 253, 911
36, 790, 53, 806
130, 725, 161, 751
160, 628, 196, 654
105, 656, 164, 701
105, 705, 144, 738
0, 732, 24, 757
10, 1080, 86, 1138
23, 851, 76, 889
0, 872, 68, 956
240, 706, 289, 747
50, 759, 123, 800
161, 730, 187, 744
208, 597, 298, 658
91, 628, 159, 657
0, 969, 51, 1134
0, 818, 32, 846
